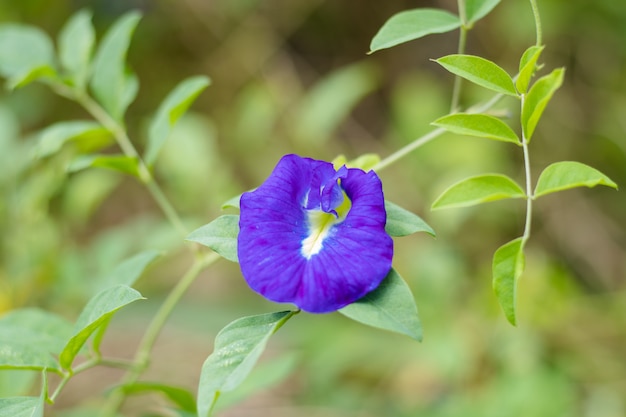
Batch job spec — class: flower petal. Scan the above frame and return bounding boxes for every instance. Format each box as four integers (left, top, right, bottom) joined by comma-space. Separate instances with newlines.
237, 154, 393, 313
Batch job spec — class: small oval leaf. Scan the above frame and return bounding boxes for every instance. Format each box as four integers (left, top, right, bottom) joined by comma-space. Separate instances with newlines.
58, 9, 95, 89
145, 75, 211, 165
493, 237, 525, 326
432, 113, 520, 145
197, 310, 297, 417
59, 285, 144, 370
465, 0, 502, 25
339, 269, 422, 341
432, 174, 526, 210
35, 120, 110, 158
68, 154, 140, 177
534, 161, 618, 198
521, 68, 564, 141
435, 54, 517, 96
516, 45, 544, 94
385, 200, 435, 237
0, 24, 56, 88
0, 397, 44, 417
90, 11, 142, 121
186, 215, 239, 262
121, 382, 196, 413
370, 8, 461, 53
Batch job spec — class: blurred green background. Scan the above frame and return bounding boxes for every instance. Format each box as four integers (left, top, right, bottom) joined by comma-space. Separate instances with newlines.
1, 0, 625, 416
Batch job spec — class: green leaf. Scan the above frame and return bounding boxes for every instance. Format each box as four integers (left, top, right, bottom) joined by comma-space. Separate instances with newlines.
346, 153, 381, 171
521, 68, 564, 141
534, 161, 618, 198
465, 0, 502, 25
385, 201, 435, 237
432, 174, 526, 210
293, 61, 380, 144
197, 310, 297, 417
492, 237, 525, 325
59, 285, 144, 370
35, 121, 111, 158
186, 215, 239, 262
90, 11, 141, 121
339, 269, 422, 341
145, 75, 211, 165
58, 9, 95, 89
0, 24, 56, 89
0, 397, 44, 417
0, 308, 74, 372
370, 8, 461, 53
68, 154, 140, 177
432, 113, 520, 145
435, 54, 517, 96
120, 382, 196, 412
221, 194, 242, 211
516, 45, 544, 94
94, 249, 161, 293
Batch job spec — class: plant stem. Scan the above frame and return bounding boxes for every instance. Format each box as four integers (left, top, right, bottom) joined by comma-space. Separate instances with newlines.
450, 0, 468, 113
529, 0, 543, 46
373, 93, 505, 173
520, 95, 533, 245
52, 83, 190, 241
100, 252, 220, 417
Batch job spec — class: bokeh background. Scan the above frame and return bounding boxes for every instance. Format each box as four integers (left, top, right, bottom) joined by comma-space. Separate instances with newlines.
1, 0, 625, 416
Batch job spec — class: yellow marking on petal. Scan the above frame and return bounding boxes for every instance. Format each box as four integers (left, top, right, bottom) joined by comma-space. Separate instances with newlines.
301, 191, 351, 259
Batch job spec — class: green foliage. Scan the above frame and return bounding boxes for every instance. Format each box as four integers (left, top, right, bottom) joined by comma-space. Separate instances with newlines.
145, 76, 211, 165
35, 121, 111, 158
435, 54, 517, 96
534, 161, 618, 198
90, 11, 142, 121
120, 382, 196, 413
58, 9, 95, 90
0, 396, 44, 417
369, 8, 461, 53
432, 174, 526, 210
92, 250, 161, 293
384, 200, 435, 237
68, 154, 140, 177
339, 269, 422, 341
521, 68, 564, 140
197, 311, 297, 417
187, 215, 240, 262
465, 0, 502, 25
492, 238, 525, 325
516, 45, 544, 94
59, 285, 144, 370
0, 24, 56, 89
432, 113, 520, 145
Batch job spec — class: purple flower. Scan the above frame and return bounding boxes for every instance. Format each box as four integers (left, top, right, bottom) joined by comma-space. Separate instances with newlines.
237, 154, 393, 313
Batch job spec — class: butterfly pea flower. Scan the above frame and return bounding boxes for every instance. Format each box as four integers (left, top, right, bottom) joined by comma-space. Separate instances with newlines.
237, 154, 393, 313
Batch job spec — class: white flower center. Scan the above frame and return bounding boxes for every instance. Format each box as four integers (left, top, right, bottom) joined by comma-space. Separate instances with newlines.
300, 191, 351, 259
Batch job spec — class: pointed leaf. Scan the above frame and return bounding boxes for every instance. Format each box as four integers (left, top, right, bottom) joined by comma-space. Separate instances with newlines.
521, 68, 564, 140
35, 121, 111, 158
197, 310, 297, 417
432, 113, 520, 144
435, 54, 517, 96
0, 24, 56, 88
0, 397, 43, 417
145, 76, 211, 165
370, 8, 461, 53
432, 174, 526, 210
186, 215, 239, 262
221, 194, 242, 211
90, 11, 141, 120
493, 237, 525, 325
385, 200, 435, 237
94, 249, 161, 293
346, 153, 380, 171
0, 343, 60, 372
121, 382, 196, 412
339, 269, 422, 341
516, 45, 544, 94
534, 161, 618, 198
58, 9, 95, 89
59, 285, 144, 370
68, 154, 140, 178
465, 0, 502, 25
